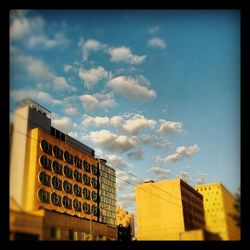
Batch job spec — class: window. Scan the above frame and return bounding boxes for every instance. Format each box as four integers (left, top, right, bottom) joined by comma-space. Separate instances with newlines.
91, 191, 98, 202
40, 140, 52, 155
83, 188, 90, 199
53, 146, 63, 160
49, 227, 61, 240
63, 180, 72, 193
62, 196, 72, 209
74, 156, 82, 168
51, 192, 61, 206
51, 176, 62, 190
91, 164, 98, 175
83, 202, 90, 214
64, 151, 73, 165
83, 174, 90, 185
63, 165, 73, 179
73, 199, 81, 212
73, 170, 82, 183
83, 161, 90, 172
38, 188, 48, 202
91, 205, 98, 216
91, 178, 98, 188
39, 171, 49, 186
40, 155, 51, 170
52, 161, 62, 174
73, 184, 82, 197
68, 230, 74, 240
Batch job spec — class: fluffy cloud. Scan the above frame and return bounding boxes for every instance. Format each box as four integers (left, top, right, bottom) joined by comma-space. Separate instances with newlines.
79, 92, 117, 112
122, 114, 156, 134
107, 154, 128, 169
79, 94, 99, 112
68, 131, 78, 138
148, 38, 166, 49
10, 89, 62, 105
149, 167, 171, 180
107, 76, 156, 101
156, 144, 200, 163
78, 66, 110, 89
154, 139, 172, 149
176, 170, 191, 184
108, 46, 146, 64
195, 172, 208, 185
176, 144, 200, 157
51, 116, 73, 133
64, 106, 78, 116
82, 114, 110, 127
116, 171, 141, 192
54, 76, 76, 91
64, 64, 73, 72
88, 130, 137, 152
79, 39, 103, 60
158, 119, 183, 133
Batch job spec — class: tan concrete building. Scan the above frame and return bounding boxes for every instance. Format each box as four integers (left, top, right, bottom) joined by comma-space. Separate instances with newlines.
10, 99, 117, 240
116, 205, 135, 240
195, 183, 240, 240
135, 178, 206, 240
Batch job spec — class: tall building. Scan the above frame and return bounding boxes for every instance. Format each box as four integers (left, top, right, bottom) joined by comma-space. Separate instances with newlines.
116, 205, 135, 240
195, 183, 240, 240
135, 179, 206, 240
10, 99, 117, 240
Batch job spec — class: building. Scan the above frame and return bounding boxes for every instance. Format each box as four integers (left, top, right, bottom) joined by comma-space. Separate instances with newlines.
10, 99, 117, 240
135, 178, 206, 240
195, 183, 240, 240
116, 205, 135, 240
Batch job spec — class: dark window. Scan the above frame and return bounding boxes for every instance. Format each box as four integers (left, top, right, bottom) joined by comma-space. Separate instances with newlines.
91, 164, 98, 175
56, 130, 60, 139
91, 178, 98, 188
52, 161, 62, 174
91, 205, 98, 216
83, 161, 90, 172
68, 230, 74, 240
62, 196, 72, 209
51, 192, 61, 206
39, 172, 49, 186
38, 188, 48, 202
64, 151, 73, 165
82, 202, 90, 214
40, 155, 51, 170
91, 191, 98, 202
73, 199, 81, 212
51, 127, 56, 137
83, 188, 90, 199
61, 133, 65, 142
51, 176, 62, 190
53, 146, 63, 160
63, 165, 72, 179
40, 140, 52, 155
49, 227, 57, 239
73, 184, 82, 197
63, 180, 72, 193
73, 170, 82, 183
83, 174, 90, 185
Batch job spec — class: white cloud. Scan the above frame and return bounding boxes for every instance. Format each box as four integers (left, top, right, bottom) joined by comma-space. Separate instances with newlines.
89, 130, 137, 152
127, 150, 144, 160
28, 33, 69, 49
68, 131, 78, 138
64, 106, 78, 116
110, 115, 124, 130
108, 46, 146, 64
122, 114, 156, 134
10, 89, 62, 105
51, 116, 73, 133
176, 144, 200, 157
79, 66, 110, 89
79, 92, 117, 112
158, 119, 183, 133
107, 76, 156, 101
54, 76, 76, 91
79, 94, 99, 112
195, 172, 208, 185
176, 170, 191, 184
64, 64, 73, 72
79, 39, 103, 60
149, 26, 160, 34
155, 144, 200, 163
82, 114, 110, 127
154, 139, 172, 149
107, 154, 128, 169
148, 38, 166, 49
116, 172, 141, 192
149, 166, 171, 180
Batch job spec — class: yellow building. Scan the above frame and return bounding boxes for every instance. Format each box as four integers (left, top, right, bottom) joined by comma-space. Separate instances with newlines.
135, 179, 205, 240
10, 99, 117, 240
195, 183, 240, 240
116, 205, 135, 240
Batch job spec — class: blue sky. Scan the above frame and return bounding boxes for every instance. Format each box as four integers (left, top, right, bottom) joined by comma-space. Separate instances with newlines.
10, 10, 240, 218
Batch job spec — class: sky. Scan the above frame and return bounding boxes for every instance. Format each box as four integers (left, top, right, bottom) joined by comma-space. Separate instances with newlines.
10, 10, 240, 226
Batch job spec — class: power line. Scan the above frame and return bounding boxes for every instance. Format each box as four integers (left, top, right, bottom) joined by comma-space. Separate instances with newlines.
11, 127, 182, 209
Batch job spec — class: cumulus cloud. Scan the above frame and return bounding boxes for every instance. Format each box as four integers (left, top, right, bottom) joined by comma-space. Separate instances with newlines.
68, 131, 78, 139
122, 114, 156, 134
148, 38, 166, 49
79, 92, 117, 112
64, 64, 73, 72
88, 130, 137, 152
195, 172, 208, 185
51, 116, 73, 133
127, 150, 144, 160
108, 46, 146, 64
154, 139, 172, 149
116, 171, 141, 192
79, 39, 103, 60
64, 106, 78, 116
176, 170, 191, 184
107, 76, 156, 101
149, 166, 171, 180
107, 154, 128, 169
10, 89, 62, 105
78, 66, 110, 89
54, 76, 76, 91
155, 144, 200, 163
158, 119, 183, 133
82, 114, 110, 127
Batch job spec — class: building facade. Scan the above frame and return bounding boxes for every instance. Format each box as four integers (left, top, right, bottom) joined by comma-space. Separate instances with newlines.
195, 183, 240, 240
116, 205, 135, 240
10, 99, 117, 240
135, 178, 205, 240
